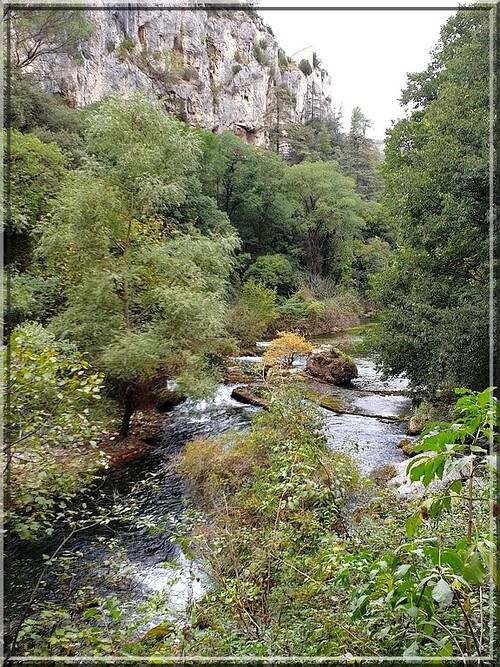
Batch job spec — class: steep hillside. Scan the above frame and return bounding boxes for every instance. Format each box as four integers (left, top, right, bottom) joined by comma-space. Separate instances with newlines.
25, 1, 333, 145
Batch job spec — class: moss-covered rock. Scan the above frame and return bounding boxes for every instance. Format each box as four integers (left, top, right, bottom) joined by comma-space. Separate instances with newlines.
305, 347, 358, 385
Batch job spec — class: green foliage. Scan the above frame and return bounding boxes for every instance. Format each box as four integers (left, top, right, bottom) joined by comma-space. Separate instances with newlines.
232, 63, 242, 75
285, 161, 364, 279
338, 387, 495, 657
118, 36, 136, 59
9, 9, 94, 69
265, 84, 297, 154
243, 253, 299, 295
226, 279, 279, 350
340, 106, 380, 200
284, 117, 345, 165
175, 390, 361, 656
5, 129, 69, 270
298, 58, 313, 76
277, 288, 325, 330
203, 131, 297, 259
6, 69, 86, 163
373, 10, 489, 396
277, 47, 288, 69
253, 42, 268, 66
38, 96, 238, 435
6, 323, 107, 540
352, 236, 391, 292
6, 129, 68, 231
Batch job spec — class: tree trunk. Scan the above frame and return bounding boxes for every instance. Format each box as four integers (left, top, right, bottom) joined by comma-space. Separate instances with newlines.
118, 389, 134, 439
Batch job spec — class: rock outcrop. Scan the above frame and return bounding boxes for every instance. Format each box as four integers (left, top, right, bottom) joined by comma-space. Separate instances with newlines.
306, 348, 358, 386
25, 0, 333, 145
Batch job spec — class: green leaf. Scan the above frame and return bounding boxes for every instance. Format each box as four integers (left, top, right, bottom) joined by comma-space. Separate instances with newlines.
432, 578, 453, 607
83, 607, 98, 619
463, 551, 488, 585
393, 563, 412, 580
403, 641, 419, 656
405, 510, 422, 538
441, 549, 464, 574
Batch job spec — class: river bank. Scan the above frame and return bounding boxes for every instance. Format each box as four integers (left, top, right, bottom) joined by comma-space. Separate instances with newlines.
8, 323, 424, 657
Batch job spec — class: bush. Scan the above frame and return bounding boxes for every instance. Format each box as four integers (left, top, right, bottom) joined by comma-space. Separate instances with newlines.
277, 288, 325, 330
262, 331, 313, 369
277, 48, 288, 69
181, 66, 198, 81
298, 58, 313, 76
243, 254, 299, 295
254, 43, 269, 67
226, 279, 279, 350
118, 36, 136, 60
176, 390, 361, 655
232, 63, 242, 75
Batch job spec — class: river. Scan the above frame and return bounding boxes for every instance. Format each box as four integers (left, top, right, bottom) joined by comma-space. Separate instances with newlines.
8, 327, 414, 647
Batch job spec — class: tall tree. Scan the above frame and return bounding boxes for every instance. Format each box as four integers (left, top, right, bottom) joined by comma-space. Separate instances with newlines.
203, 131, 296, 259
373, 9, 490, 396
341, 106, 380, 200
285, 161, 364, 280
265, 84, 297, 154
39, 96, 238, 437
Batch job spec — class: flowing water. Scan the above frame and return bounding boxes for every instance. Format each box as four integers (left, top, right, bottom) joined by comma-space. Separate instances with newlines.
8, 327, 414, 641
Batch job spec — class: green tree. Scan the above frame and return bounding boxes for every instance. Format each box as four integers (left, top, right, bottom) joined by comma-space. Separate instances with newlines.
203, 131, 297, 259
39, 96, 238, 437
243, 253, 299, 295
340, 106, 380, 200
373, 9, 490, 396
6, 69, 86, 163
5, 129, 69, 270
226, 279, 279, 350
285, 161, 364, 280
7, 8, 94, 69
284, 115, 344, 165
265, 84, 296, 154
5, 323, 105, 540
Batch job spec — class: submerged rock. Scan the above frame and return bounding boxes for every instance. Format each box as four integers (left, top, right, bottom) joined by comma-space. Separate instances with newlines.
231, 385, 269, 409
306, 347, 358, 386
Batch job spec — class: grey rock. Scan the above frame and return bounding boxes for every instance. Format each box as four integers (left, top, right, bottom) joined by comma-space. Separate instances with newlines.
24, 0, 333, 146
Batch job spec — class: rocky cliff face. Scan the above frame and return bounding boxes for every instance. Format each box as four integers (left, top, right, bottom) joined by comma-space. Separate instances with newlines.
26, 1, 333, 145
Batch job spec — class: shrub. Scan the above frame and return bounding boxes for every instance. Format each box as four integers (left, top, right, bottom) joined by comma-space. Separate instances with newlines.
105, 39, 115, 54
298, 58, 313, 76
262, 331, 313, 369
226, 279, 279, 350
232, 63, 242, 75
176, 390, 361, 655
181, 66, 198, 81
243, 254, 299, 295
277, 288, 325, 330
277, 48, 288, 69
254, 43, 269, 67
118, 36, 136, 60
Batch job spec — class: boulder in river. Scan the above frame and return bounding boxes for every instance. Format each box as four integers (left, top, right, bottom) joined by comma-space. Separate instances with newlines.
406, 415, 425, 436
397, 438, 416, 456
231, 385, 269, 409
305, 347, 358, 386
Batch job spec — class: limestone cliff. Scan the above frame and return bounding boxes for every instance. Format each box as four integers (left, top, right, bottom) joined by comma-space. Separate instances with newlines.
25, 1, 333, 145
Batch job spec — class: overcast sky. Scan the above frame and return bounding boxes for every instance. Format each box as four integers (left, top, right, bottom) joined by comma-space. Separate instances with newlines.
257, 0, 458, 139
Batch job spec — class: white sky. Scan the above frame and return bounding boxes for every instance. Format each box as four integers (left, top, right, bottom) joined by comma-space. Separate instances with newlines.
257, 0, 459, 138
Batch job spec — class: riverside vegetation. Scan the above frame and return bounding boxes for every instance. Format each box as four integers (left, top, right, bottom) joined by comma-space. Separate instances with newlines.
4, 7, 496, 661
